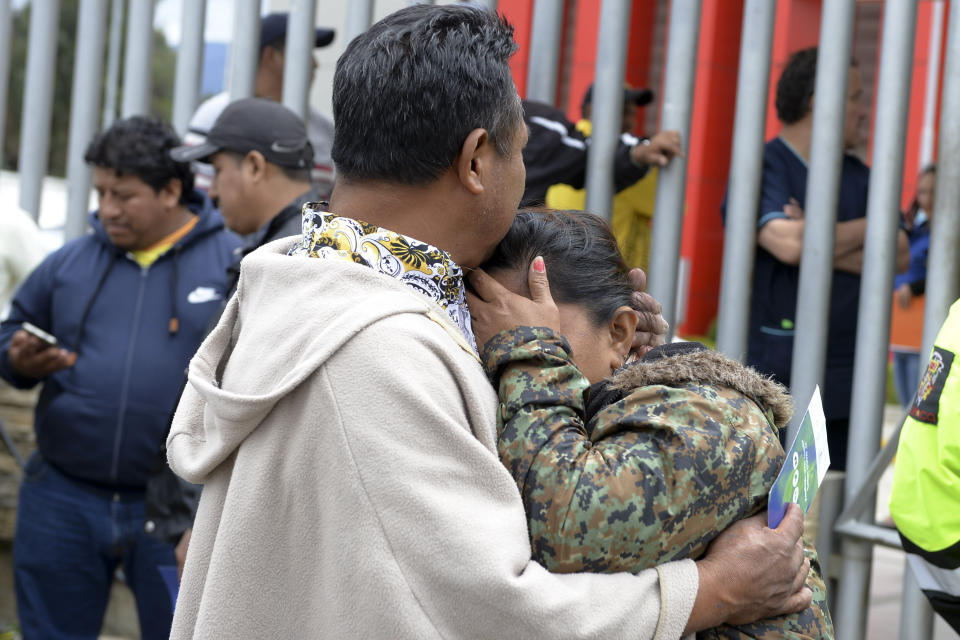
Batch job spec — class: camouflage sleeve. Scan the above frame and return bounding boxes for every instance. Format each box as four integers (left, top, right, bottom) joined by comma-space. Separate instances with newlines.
483, 326, 671, 574
483, 327, 771, 574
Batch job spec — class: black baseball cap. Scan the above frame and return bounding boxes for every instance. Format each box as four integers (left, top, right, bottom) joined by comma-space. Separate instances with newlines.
170, 98, 313, 169
260, 12, 335, 52
581, 83, 654, 116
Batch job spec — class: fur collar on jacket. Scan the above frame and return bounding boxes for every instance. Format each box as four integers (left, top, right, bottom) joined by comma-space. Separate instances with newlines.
588, 342, 794, 431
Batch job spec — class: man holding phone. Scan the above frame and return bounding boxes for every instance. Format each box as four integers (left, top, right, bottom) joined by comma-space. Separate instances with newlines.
0, 116, 238, 639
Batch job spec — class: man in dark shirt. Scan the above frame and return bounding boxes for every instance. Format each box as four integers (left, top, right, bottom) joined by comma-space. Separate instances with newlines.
726, 47, 908, 468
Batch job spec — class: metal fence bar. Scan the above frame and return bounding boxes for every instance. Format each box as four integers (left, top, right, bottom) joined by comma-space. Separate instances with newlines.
715, 0, 776, 362
834, 4, 918, 638
919, 0, 945, 167
172, 0, 206, 135
786, 1, 856, 445
922, 0, 960, 360
229, 0, 260, 101
900, 571, 935, 639
120, 0, 154, 117
345, 0, 374, 46
0, 0, 12, 172
17, 0, 61, 220
525, 0, 564, 105
282, 0, 316, 121
646, 0, 700, 336
584, 0, 632, 220
102, 0, 124, 129
64, 0, 109, 242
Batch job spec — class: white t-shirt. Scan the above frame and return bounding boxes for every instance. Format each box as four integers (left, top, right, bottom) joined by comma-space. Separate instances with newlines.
184, 92, 335, 198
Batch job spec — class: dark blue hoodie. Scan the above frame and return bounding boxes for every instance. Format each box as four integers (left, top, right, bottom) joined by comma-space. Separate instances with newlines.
0, 192, 240, 489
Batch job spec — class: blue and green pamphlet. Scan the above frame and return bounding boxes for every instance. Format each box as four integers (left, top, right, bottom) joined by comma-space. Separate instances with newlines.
768, 386, 831, 529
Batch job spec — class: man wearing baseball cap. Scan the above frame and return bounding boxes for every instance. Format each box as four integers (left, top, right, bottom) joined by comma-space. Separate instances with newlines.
147, 98, 321, 576
185, 13, 336, 197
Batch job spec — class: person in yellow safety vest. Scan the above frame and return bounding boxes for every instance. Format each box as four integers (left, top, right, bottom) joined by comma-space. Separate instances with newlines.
547, 84, 678, 272
889, 299, 960, 633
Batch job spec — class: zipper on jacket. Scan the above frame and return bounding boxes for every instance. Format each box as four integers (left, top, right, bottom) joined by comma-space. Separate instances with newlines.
110, 265, 149, 482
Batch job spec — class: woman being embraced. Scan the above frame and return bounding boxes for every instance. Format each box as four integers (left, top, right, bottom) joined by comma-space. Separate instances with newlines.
467, 209, 833, 639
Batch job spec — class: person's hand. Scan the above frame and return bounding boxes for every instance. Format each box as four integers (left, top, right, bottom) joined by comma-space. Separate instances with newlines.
466, 257, 562, 349
176, 527, 192, 581
631, 130, 683, 167
686, 503, 811, 632
627, 268, 668, 358
784, 197, 805, 220
896, 282, 913, 309
7, 329, 75, 379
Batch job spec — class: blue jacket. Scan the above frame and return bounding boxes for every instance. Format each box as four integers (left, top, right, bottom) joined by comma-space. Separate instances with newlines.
0, 192, 240, 489
894, 217, 930, 293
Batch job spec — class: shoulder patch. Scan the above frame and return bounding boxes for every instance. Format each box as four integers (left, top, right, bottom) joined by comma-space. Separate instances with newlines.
910, 346, 954, 425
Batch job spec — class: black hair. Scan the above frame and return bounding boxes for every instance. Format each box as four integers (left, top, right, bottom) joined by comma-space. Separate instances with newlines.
483, 209, 633, 326
331, 4, 523, 185
776, 47, 818, 124
775, 47, 860, 125
84, 116, 194, 204
223, 150, 312, 184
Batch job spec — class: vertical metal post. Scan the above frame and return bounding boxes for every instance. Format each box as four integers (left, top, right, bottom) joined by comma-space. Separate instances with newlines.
584, 0, 632, 220
228, 0, 260, 101
834, 4, 918, 639
786, 2, 856, 445
172, 0, 206, 135
525, 0, 564, 105
715, 0, 776, 362
65, 0, 109, 241
282, 0, 315, 121
345, 0, 374, 46
919, 0, 945, 167
17, 0, 60, 220
0, 0, 12, 172
121, 0, 154, 117
899, 569, 935, 640
102, 0, 124, 129
646, 0, 701, 335
921, 0, 960, 358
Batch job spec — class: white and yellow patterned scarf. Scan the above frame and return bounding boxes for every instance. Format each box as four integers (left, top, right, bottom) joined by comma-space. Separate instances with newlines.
289, 206, 478, 352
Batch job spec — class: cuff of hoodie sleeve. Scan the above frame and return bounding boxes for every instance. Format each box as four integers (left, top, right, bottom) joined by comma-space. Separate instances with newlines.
654, 559, 699, 640
480, 326, 573, 379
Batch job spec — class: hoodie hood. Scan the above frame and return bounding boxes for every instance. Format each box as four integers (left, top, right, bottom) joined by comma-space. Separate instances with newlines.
168, 236, 473, 483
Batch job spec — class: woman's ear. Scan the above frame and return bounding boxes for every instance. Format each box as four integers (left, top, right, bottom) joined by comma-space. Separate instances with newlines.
609, 305, 639, 360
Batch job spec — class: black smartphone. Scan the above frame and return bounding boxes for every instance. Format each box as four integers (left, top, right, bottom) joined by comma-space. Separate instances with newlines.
21, 322, 58, 347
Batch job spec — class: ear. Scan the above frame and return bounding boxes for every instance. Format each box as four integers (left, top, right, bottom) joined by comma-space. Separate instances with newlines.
455, 128, 491, 195
159, 178, 182, 209
608, 305, 639, 361
244, 151, 268, 183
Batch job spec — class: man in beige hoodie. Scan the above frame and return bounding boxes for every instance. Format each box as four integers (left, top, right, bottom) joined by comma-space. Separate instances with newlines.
167, 5, 812, 638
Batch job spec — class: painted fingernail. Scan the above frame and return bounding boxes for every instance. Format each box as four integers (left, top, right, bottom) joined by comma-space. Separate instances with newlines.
533, 257, 545, 273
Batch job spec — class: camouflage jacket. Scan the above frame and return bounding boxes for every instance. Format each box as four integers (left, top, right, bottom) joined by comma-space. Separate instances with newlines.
482, 328, 834, 639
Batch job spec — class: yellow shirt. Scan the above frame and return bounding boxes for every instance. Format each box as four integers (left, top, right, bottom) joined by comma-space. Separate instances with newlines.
130, 216, 198, 267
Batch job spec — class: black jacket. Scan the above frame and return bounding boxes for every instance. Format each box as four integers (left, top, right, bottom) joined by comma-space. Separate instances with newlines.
521, 100, 649, 207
